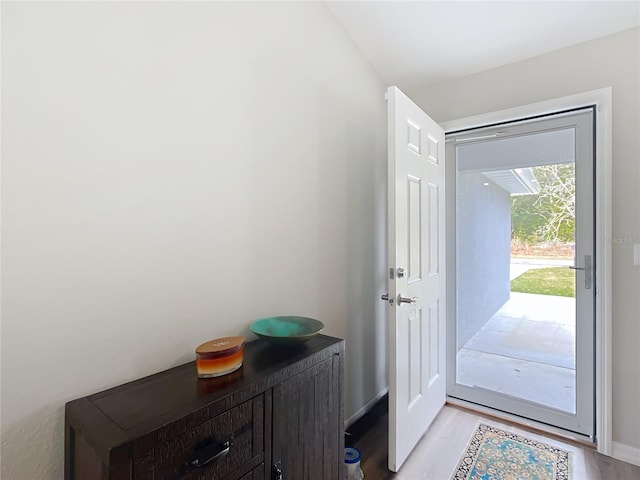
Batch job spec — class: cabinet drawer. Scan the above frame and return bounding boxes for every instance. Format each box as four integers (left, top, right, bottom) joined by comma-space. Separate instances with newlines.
238, 463, 264, 480
151, 396, 264, 480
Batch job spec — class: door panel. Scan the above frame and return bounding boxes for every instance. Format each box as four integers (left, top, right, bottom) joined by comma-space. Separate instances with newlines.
446, 108, 595, 437
271, 357, 343, 480
387, 86, 446, 472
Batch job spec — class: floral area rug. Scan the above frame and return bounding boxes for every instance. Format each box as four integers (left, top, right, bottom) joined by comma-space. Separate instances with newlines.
451, 423, 572, 480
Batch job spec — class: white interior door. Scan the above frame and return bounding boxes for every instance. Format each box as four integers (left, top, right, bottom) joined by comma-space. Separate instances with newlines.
386, 86, 446, 472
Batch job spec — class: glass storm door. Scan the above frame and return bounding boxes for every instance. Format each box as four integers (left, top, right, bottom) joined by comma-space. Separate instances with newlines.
446, 109, 595, 438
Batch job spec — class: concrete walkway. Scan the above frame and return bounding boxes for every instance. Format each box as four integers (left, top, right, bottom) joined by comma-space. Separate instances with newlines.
457, 291, 576, 413
509, 258, 573, 280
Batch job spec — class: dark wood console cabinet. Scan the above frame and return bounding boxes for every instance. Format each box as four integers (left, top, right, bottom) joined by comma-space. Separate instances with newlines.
65, 335, 344, 480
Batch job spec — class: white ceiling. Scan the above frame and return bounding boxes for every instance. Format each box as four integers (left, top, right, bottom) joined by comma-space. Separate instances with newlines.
326, 1, 640, 88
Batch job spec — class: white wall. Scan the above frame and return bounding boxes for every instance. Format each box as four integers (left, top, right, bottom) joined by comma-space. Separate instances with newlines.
409, 27, 640, 451
1, 2, 388, 478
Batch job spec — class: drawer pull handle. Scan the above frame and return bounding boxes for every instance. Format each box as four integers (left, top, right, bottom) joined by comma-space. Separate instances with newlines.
190, 439, 232, 468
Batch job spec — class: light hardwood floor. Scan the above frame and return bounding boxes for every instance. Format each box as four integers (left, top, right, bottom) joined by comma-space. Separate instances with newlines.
353, 404, 640, 480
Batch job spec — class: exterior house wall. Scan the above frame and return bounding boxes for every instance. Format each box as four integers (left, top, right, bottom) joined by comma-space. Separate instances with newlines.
456, 173, 512, 349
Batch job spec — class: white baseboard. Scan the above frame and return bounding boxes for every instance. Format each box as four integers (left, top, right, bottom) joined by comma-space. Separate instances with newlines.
612, 441, 640, 467
345, 388, 388, 428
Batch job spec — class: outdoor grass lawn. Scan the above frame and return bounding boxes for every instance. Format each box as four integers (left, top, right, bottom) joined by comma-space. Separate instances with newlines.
511, 267, 575, 298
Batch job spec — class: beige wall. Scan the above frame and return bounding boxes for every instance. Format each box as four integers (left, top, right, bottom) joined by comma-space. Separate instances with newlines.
409, 27, 640, 451
1, 3, 388, 478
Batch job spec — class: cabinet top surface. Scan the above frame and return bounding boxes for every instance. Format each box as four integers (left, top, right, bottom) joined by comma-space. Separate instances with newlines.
72, 334, 343, 436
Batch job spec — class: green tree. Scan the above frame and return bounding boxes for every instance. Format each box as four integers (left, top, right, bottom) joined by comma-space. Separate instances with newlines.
511, 194, 545, 242
511, 163, 575, 244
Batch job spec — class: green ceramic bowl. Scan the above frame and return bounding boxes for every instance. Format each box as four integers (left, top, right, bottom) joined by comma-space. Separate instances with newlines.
250, 316, 324, 345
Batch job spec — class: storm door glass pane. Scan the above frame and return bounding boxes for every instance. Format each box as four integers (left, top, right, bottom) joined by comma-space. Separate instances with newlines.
454, 129, 577, 414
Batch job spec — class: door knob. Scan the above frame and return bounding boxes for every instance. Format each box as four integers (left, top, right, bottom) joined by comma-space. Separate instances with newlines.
398, 294, 417, 304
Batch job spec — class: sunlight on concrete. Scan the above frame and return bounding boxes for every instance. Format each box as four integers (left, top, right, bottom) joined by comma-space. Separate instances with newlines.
457, 291, 576, 413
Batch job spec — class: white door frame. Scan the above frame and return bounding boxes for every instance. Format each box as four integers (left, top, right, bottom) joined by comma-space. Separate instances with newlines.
441, 88, 612, 456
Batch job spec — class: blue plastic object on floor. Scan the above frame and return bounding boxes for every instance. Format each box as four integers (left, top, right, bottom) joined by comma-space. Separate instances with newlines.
345, 447, 364, 479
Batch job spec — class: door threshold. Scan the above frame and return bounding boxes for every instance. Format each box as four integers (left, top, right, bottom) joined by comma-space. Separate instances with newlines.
446, 397, 596, 450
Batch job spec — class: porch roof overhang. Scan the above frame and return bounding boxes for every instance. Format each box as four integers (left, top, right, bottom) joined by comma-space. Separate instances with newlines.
482, 168, 541, 195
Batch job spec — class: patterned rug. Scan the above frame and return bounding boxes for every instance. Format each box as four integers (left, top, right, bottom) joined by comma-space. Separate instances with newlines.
451, 423, 572, 480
